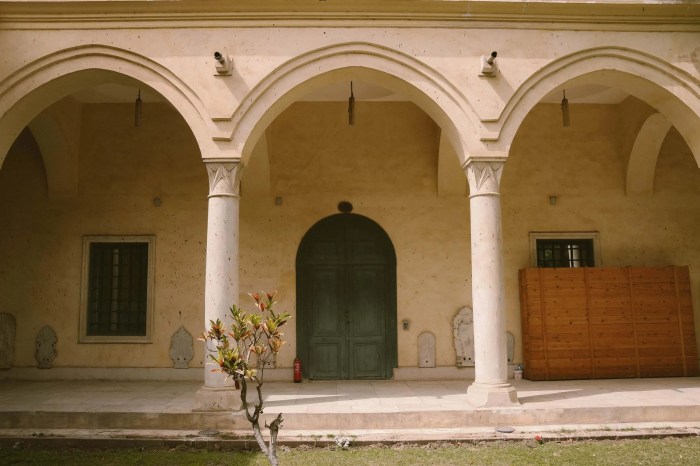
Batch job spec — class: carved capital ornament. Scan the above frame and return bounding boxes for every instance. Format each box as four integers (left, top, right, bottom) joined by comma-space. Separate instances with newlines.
464, 158, 505, 198
206, 161, 241, 198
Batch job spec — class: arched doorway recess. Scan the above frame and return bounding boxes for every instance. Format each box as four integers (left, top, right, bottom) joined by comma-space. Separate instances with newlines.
296, 213, 397, 380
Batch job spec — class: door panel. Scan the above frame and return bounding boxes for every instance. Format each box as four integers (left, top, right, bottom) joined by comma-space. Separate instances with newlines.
297, 214, 396, 380
349, 265, 385, 337
309, 267, 344, 337
307, 265, 346, 379
350, 342, 383, 378
310, 343, 343, 380
348, 265, 386, 378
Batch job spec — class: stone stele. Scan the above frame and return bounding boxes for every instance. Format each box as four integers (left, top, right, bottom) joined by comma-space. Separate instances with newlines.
169, 326, 194, 369
35, 325, 57, 369
453, 306, 474, 367
418, 331, 436, 368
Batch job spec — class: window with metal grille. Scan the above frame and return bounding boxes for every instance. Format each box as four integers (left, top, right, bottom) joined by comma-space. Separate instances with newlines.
536, 239, 595, 268
80, 236, 154, 342
529, 232, 600, 268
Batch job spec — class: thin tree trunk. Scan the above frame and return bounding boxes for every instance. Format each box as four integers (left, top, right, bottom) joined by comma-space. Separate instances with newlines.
240, 377, 280, 466
266, 413, 283, 461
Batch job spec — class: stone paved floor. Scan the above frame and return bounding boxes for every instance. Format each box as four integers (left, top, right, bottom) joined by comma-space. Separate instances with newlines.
1, 377, 699, 414
2, 377, 700, 442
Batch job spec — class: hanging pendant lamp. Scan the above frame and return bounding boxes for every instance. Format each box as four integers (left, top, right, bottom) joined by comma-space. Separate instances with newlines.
134, 90, 143, 128
348, 81, 355, 126
561, 90, 570, 128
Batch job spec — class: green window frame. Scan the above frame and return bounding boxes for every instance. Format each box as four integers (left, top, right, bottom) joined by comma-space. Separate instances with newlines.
80, 236, 155, 343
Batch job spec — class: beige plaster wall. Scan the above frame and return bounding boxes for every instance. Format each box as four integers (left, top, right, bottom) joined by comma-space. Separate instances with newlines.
240, 101, 471, 369
502, 99, 700, 363
1, 18, 699, 166
2, 96, 700, 374
0, 101, 209, 369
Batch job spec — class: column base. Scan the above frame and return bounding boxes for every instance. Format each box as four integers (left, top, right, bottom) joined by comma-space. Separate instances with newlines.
466, 382, 520, 408
193, 386, 241, 412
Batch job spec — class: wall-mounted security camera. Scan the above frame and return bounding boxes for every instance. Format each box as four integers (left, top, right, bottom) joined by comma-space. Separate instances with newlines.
214, 51, 232, 76
479, 51, 498, 77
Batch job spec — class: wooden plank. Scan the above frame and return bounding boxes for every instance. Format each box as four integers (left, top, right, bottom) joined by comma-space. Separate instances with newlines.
674, 267, 689, 376
589, 324, 634, 339
638, 355, 684, 366
627, 267, 642, 377
584, 268, 597, 378
545, 324, 591, 335
547, 358, 592, 370
593, 357, 637, 370
542, 316, 589, 326
640, 366, 685, 378
592, 347, 637, 358
538, 268, 550, 380
588, 314, 634, 325
586, 268, 629, 283
594, 367, 637, 379
547, 340, 591, 351
547, 349, 592, 359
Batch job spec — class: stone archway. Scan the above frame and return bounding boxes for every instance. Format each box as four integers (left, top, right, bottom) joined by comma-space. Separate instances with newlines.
0, 45, 216, 168
224, 42, 486, 169
490, 47, 700, 162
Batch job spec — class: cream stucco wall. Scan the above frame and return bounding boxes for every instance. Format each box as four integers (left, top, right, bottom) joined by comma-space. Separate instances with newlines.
502, 98, 700, 363
0, 101, 209, 369
2, 8, 700, 166
2, 93, 699, 375
0, 2, 699, 379
240, 101, 471, 369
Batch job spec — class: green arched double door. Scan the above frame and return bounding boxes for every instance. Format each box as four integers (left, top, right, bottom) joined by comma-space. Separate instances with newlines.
296, 214, 397, 380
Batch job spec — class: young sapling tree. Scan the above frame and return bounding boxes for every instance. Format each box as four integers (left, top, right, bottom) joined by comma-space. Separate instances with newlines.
201, 291, 291, 466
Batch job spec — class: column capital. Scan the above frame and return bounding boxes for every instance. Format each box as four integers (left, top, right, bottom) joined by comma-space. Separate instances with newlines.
205, 159, 242, 198
462, 156, 506, 198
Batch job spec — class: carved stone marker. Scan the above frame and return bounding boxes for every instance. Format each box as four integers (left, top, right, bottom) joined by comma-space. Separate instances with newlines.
169, 326, 194, 369
507, 331, 515, 364
35, 325, 57, 369
0, 313, 16, 369
453, 306, 474, 367
418, 331, 436, 368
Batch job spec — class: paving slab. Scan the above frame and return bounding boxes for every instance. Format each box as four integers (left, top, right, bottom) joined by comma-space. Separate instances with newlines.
1, 377, 700, 443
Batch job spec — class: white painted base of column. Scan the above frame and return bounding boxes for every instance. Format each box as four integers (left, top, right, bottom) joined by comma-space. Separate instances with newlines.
466, 382, 520, 408
193, 386, 241, 412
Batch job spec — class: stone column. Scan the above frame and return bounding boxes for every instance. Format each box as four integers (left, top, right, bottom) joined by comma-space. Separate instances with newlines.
194, 159, 242, 411
463, 156, 520, 408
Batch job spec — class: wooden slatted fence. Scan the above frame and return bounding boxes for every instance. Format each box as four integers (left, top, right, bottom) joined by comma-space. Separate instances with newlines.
519, 266, 699, 381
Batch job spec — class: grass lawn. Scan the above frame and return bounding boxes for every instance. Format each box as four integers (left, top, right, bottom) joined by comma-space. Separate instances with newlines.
1, 437, 700, 465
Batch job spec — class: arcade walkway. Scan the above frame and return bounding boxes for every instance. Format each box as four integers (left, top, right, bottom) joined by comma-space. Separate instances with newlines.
1, 377, 700, 444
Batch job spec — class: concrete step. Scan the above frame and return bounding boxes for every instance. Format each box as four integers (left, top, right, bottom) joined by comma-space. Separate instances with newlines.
4, 404, 700, 432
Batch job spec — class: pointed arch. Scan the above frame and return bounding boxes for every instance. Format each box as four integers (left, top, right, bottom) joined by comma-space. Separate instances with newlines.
0, 44, 217, 169
224, 42, 485, 168
626, 113, 673, 196
491, 47, 700, 164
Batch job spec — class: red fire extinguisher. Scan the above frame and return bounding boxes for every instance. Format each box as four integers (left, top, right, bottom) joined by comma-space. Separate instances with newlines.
293, 357, 302, 383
